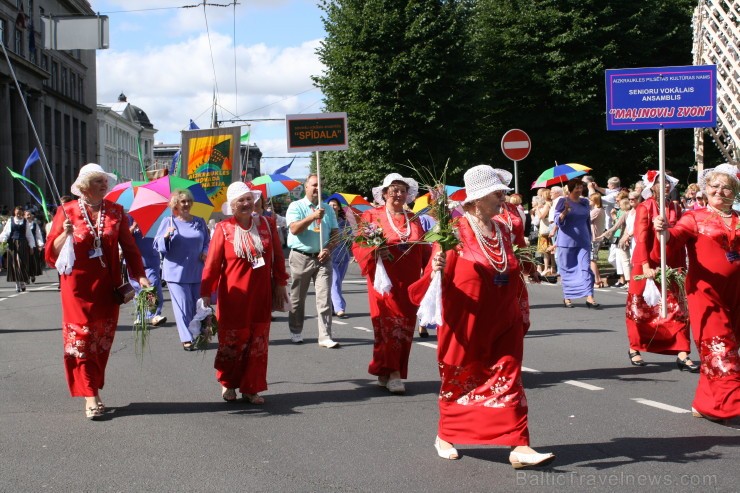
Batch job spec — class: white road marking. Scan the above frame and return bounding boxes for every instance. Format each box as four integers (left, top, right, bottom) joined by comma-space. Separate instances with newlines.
564, 380, 603, 391
353, 326, 372, 332
333, 320, 347, 325
631, 398, 691, 414
417, 342, 437, 349
343, 280, 368, 285
522, 366, 541, 374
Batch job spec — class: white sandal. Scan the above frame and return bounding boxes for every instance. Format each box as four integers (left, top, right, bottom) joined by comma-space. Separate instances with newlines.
434, 436, 459, 460
509, 451, 555, 469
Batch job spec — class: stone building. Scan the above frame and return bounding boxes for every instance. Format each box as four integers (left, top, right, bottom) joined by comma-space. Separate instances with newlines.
0, 0, 97, 209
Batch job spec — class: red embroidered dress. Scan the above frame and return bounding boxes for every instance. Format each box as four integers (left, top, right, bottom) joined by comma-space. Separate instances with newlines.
657, 209, 739, 419
626, 197, 689, 354
200, 216, 288, 395
352, 207, 426, 379
409, 217, 529, 445
45, 201, 145, 397
495, 202, 532, 334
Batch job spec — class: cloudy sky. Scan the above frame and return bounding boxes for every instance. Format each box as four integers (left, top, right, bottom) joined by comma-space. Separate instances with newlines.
90, 0, 326, 177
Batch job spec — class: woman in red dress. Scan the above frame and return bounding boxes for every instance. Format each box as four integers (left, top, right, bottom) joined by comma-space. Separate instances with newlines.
201, 182, 289, 404
653, 164, 739, 421
409, 165, 554, 468
625, 171, 696, 370
45, 164, 149, 420
352, 173, 427, 394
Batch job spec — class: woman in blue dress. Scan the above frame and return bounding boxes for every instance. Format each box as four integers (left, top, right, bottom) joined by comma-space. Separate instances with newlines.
328, 198, 352, 318
554, 178, 600, 308
154, 189, 210, 350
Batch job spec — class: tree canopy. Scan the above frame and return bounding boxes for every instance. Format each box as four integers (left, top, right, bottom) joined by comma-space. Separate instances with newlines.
315, 0, 704, 196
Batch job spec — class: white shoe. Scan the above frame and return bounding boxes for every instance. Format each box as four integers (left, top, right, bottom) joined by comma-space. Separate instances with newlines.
387, 378, 405, 394
509, 451, 555, 469
290, 333, 304, 344
150, 315, 167, 327
318, 338, 339, 348
434, 436, 459, 460
377, 376, 389, 387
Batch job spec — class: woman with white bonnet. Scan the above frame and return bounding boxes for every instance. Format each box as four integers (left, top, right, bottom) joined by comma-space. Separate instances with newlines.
653, 163, 739, 422
45, 163, 149, 420
409, 164, 554, 468
625, 170, 695, 370
201, 182, 289, 404
352, 173, 428, 394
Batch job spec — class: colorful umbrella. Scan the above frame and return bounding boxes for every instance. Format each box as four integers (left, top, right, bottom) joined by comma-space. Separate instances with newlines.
412, 186, 467, 213
531, 163, 591, 189
248, 173, 302, 199
326, 193, 373, 215
105, 180, 145, 212
129, 175, 214, 237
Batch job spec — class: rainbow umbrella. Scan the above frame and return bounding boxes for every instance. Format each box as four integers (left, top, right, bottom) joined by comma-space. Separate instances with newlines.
326, 192, 373, 215
531, 163, 591, 189
129, 175, 213, 237
412, 186, 466, 213
248, 173, 302, 199
105, 180, 145, 211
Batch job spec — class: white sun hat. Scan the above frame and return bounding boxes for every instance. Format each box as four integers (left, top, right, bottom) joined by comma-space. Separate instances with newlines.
70, 163, 117, 197
221, 181, 262, 215
640, 170, 679, 200
698, 163, 739, 191
371, 173, 419, 204
462, 165, 512, 204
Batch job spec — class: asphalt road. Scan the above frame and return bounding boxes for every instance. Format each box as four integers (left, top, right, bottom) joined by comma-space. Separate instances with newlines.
0, 264, 738, 493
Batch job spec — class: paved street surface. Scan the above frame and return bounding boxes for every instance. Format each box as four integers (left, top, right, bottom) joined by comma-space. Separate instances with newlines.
1, 263, 738, 492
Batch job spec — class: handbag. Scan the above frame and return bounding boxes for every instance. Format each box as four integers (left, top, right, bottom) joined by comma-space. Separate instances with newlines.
114, 282, 135, 305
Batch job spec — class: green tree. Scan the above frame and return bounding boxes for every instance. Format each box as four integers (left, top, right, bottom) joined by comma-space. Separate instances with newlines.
314, 0, 474, 194
470, 0, 697, 190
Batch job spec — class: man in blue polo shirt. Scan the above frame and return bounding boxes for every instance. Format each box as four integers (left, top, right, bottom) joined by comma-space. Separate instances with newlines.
286, 174, 340, 347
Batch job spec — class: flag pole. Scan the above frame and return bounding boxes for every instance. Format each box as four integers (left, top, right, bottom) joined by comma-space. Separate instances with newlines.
1, 40, 66, 218
658, 128, 667, 319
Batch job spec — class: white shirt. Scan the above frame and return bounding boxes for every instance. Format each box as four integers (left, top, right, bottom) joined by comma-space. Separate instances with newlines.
0, 217, 35, 245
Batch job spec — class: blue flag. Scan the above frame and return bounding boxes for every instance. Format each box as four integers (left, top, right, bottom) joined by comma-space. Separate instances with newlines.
21, 148, 43, 204
273, 156, 295, 175
189, 119, 200, 130
169, 149, 181, 175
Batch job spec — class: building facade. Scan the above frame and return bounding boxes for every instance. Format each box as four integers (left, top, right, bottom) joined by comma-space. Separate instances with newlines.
97, 93, 157, 182
0, 0, 98, 210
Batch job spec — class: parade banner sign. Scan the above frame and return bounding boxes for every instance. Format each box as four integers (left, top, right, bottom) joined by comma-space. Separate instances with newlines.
180, 126, 241, 213
605, 65, 717, 130
286, 112, 348, 152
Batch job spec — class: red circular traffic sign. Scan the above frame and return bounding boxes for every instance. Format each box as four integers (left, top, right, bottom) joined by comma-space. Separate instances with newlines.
501, 129, 531, 161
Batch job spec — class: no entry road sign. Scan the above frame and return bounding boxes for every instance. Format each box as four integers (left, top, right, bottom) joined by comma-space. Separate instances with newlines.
501, 129, 531, 162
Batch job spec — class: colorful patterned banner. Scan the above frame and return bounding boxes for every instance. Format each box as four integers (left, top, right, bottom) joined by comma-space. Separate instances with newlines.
179, 126, 241, 213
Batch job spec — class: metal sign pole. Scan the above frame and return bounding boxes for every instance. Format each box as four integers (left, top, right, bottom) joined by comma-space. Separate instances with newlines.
514, 160, 519, 194
658, 128, 667, 319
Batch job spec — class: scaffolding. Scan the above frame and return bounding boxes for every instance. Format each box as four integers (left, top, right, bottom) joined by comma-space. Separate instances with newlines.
693, 0, 740, 170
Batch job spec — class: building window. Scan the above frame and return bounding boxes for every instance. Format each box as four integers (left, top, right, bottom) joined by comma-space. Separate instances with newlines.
70, 73, 77, 101
54, 110, 61, 147
41, 54, 48, 71
0, 19, 5, 48
14, 29, 23, 56
78, 79, 84, 103
73, 118, 79, 153
51, 62, 58, 91
81, 121, 87, 159
61, 67, 68, 96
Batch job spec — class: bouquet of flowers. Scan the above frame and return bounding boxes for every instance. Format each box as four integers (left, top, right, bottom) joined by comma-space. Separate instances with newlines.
634, 266, 687, 310
133, 286, 158, 358
194, 311, 218, 351
354, 221, 393, 294
409, 161, 461, 326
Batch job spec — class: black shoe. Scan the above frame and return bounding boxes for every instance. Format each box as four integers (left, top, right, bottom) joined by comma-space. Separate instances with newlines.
563, 299, 574, 308
586, 300, 600, 309
676, 356, 699, 373
629, 350, 647, 366
418, 327, 429, 338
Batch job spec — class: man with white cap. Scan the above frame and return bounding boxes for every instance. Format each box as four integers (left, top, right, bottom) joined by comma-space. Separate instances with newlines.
285, 174, 340, 347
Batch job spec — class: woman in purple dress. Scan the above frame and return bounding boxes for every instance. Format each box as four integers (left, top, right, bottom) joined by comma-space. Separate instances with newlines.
554, 178, 600, 308
154, 190, 210, 350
